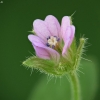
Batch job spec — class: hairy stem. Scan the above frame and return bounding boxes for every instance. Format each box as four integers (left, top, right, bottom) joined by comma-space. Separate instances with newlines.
69, 72, 81, 100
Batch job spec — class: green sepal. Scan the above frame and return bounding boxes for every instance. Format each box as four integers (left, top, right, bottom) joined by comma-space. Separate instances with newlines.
23, 56, 67, 76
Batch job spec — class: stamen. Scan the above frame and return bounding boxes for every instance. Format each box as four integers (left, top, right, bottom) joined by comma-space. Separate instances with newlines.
57, 38, 60, 41
52, 45, 55, 49
54, 36, 57, 38
47, 36, 50, 40
46, 36, 60, 49
46, 43, 50, 47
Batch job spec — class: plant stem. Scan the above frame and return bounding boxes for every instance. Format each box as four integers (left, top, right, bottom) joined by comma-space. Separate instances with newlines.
69, 72, 81, 100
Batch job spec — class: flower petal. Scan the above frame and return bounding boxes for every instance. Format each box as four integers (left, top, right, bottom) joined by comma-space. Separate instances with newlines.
62, 26, 72, 43
33, 45, 50, 59
61, 25, 75, 57
68, 25, 75, 46
46, 47, 60, 63
62, 38, 70, 57
45, 15, 61, 38
61, 16, 71, 38
28, 34, 45, 46
28, 35, 60, 62
33, 19, 51, 42
61, 25, 75, 45
61, 16, 71, 27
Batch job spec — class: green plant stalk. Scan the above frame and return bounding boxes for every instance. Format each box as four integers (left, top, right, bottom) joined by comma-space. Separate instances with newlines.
69, 72, 81, 100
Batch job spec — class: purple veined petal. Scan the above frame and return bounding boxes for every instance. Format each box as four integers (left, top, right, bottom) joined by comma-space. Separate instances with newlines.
61, 16, 71, 38
62, 26, 72, 43
33, 19, 51, 42
45, 15, 61, 38
28, 35, 60, 62
46, 47, 60, 63
68, 25, 75, 47
62, 38, 70, 57
28, 35, 50, 59
28, 34, 45, 46
62, 25, 75, 57
33, 45, 50, 59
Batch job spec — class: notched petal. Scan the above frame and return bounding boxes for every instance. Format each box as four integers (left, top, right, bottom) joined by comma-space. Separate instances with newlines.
45, 15, 61, 37
33, 19, 51, 42
61, 16, 71, 37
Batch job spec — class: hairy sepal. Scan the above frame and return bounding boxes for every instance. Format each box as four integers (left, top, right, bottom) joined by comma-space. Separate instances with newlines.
23, 56, 67, 76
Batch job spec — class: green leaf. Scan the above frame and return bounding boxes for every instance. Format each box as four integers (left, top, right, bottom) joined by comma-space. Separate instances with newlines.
27, 59, 98, 100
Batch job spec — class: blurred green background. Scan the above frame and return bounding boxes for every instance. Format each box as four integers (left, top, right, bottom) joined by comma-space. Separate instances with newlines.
0, 0, 99, 100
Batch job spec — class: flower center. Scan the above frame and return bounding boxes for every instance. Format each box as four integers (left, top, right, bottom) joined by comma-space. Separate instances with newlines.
46, 36, 60, 49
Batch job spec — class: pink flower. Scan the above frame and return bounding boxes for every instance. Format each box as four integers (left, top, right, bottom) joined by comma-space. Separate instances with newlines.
28, 15, 75, 62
